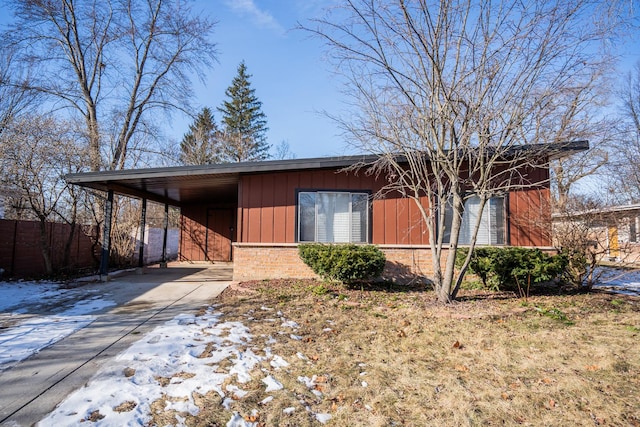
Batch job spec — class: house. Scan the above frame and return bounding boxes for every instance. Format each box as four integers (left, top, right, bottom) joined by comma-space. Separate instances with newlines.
66, 141, 587, 282
553, 203, 640, 265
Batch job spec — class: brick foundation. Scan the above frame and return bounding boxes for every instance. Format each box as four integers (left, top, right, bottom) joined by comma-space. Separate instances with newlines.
232, 243, 444, 283
232, 244, 316, 281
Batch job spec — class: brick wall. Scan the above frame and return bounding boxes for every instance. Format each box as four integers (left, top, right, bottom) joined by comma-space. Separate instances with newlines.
232, 243, 446, 283
233, 244, 317, 281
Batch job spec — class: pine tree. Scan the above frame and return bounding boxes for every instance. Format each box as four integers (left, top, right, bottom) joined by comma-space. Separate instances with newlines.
180, 107, 221, 165
218, 61, 270, 162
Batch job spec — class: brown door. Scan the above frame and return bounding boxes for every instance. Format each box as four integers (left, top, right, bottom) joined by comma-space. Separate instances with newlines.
206, 209, 233, 261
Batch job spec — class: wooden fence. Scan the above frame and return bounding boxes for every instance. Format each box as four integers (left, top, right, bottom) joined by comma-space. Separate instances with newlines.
0, 219, 98, 278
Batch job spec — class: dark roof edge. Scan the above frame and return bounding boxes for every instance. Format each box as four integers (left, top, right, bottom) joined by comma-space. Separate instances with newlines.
65, 154, 379, 184
65, 140, 588, 184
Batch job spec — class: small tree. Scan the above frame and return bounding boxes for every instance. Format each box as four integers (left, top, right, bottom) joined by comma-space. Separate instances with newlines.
180, 107, 222, 165
218, 61, 270, 162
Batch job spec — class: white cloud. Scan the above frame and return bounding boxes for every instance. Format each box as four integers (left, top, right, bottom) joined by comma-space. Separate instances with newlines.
225, 0, 285, 33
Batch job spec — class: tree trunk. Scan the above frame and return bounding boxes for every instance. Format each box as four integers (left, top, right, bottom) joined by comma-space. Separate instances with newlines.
38, 217, 53, 275
62, 223, 77, 271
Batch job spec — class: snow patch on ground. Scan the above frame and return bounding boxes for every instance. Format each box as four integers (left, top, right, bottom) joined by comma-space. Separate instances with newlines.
38, 308, 303, 427
0, 280, 68, 312
593, 267, 640, 296
0, 281, 115, 370
40, 309, 253, 426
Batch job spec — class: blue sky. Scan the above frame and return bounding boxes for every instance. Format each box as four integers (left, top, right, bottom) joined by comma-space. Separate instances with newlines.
1, 1, 638, 162
0, 0, 349, 160
186, 0, 349, 159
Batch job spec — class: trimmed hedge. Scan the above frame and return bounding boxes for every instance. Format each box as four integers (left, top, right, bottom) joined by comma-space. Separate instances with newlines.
456, 247, 567, 292
298, 243, 386, 285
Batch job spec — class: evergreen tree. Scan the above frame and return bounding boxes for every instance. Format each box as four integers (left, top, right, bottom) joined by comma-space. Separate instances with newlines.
180, 107, 221, 165
218, 61, 269, 162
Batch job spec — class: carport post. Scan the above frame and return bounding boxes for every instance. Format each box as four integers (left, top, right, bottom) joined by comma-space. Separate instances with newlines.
160, 203, 168, 268
99, 190, 114, 281
137, 198, 147, 271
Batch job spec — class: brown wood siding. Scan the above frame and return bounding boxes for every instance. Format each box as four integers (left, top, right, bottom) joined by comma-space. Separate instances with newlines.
509, 187, 552, 247
180, 203, 236, 261
178, 162, 552, 260
239, 169, 433, 245
238, 165, 550, 247
180, 205, 207, 261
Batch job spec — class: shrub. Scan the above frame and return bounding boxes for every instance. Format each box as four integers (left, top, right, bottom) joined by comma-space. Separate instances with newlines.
298, 243, 386, 285
456, 247, 567, 293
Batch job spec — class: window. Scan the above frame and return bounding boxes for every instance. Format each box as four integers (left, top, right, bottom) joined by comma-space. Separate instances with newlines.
298, 191, 369, 243
443, 195, 505, 245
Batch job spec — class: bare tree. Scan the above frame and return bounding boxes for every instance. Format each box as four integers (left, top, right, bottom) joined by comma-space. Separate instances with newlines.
535, 71, 618, 211
272, 140, 296, 160
609, 62, 640, 203
0, 115, 89, 274
0, 46, 38, 134
305, 0, 627, 302
3, 0, 217, 171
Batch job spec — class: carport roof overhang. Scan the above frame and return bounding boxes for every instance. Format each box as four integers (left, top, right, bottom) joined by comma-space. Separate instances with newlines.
65, 155, 378, 206
65, 140, 589, 207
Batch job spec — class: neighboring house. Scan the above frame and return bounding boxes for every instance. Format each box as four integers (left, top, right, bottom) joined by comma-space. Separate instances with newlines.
67, 141, 586, 282
133, 226, 179, 265
553, 203, 640, 265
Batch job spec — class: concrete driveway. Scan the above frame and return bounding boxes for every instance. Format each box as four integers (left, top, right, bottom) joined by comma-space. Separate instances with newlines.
0, 263, 232, 427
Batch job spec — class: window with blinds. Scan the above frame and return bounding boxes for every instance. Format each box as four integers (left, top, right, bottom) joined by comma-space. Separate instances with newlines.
443, 195, 505, 245
298, 191, 369, 243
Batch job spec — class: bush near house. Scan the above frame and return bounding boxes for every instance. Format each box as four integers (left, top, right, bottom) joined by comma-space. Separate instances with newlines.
456, 247, 567, 293
298, 243, 386, 285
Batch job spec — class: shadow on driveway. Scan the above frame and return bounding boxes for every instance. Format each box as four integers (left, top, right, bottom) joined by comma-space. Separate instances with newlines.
0, 262, 232, 427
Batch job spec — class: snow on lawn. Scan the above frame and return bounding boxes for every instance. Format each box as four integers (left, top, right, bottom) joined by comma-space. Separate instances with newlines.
40, 307, 331, 427
0, 281, 116, 371
593, 267, 640, 296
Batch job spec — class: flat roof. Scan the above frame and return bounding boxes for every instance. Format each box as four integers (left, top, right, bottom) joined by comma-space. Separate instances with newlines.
65, 154, 378, 205
66, 141, 588, 206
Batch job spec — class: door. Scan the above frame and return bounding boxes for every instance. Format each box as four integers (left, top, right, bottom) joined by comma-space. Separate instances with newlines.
206, 209, 233, 261
608, 226, 619, 260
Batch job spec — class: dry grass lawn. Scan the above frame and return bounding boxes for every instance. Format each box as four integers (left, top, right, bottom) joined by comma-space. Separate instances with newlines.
150, 280, 640, 426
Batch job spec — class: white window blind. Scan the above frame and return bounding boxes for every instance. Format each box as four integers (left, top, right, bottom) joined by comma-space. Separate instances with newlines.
298, 191, 369, 243
444, 195, 505, 245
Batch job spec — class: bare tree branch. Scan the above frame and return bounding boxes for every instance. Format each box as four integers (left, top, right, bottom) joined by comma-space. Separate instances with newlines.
303, 0, 629, 302
3, 0, 217, 171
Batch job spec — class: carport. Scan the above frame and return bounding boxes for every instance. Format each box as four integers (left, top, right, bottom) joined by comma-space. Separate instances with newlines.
65, 157, 365, 278
66, 164, 242, 278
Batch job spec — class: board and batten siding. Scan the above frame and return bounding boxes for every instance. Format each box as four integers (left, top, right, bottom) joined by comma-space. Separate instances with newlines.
180, 203, 236, 262
238, 169, 430, 246
237, 166, 551, 247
